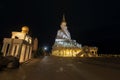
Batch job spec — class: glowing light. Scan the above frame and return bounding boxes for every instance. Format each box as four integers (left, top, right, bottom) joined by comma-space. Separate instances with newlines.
44, 46, 48, 51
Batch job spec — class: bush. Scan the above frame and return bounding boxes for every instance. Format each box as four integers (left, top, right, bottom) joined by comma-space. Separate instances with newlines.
0, 56, 20, 70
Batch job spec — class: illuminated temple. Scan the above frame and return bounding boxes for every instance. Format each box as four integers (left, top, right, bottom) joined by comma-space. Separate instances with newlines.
52, 15, 82, 57
52, 15, 98, 57
1, 26, 34, 62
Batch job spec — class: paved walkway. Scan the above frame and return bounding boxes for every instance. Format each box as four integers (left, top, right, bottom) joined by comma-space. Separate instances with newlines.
0, 56, 120, 80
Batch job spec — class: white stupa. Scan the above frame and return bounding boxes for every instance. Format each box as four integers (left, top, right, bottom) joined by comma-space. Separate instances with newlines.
52, 15, 82, 57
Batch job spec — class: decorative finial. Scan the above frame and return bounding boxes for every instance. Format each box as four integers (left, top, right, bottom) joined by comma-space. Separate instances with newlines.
60, 14, 67, 27
21, 26, 29, 34
62, 14, 66, 22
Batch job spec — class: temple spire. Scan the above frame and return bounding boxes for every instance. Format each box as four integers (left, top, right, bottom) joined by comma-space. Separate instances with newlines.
61, 14, 67, 26
62, 14, 66, 22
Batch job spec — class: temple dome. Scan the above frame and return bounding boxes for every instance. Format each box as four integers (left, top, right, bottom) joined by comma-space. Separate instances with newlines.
21, 26, 29, 34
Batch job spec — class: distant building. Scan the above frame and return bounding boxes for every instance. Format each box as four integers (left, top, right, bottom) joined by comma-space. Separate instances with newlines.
32, 38, 38, 57
1, 26, 33, 63
76, 46, 98, 57
52, 15, 98, 57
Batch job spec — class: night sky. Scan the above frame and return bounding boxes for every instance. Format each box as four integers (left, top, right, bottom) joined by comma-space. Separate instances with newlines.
0, 0, 120, 54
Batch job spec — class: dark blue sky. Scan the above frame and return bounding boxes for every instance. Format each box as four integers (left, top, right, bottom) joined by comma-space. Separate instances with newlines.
0, 0, 120, 54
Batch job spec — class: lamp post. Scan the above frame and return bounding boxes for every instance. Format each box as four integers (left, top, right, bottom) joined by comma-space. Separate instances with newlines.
43, 46, 48, 56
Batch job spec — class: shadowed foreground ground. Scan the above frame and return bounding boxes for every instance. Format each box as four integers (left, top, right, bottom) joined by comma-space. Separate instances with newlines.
0, 56, 120, 80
